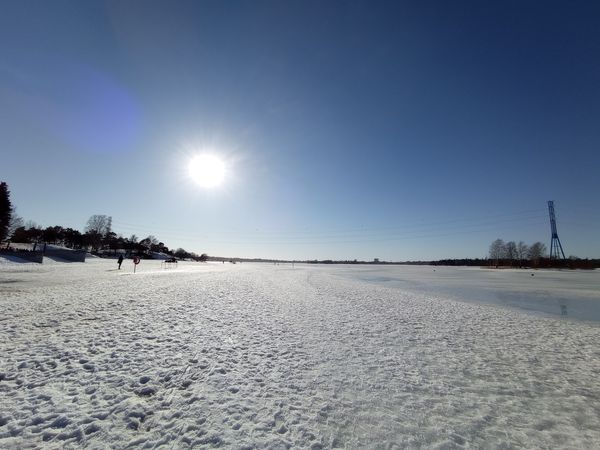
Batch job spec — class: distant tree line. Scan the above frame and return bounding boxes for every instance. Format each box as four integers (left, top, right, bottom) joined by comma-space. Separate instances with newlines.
2, 181, 596, 268
300, 256, 599, 269
9, 214, 207, 261
0, 182, 207, 261
488, 239, 546, 267
487, 238, 597, 269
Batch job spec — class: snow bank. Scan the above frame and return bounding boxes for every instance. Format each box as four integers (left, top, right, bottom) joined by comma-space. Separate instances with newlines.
0, 255, 38, 265
1, 261, 599, 448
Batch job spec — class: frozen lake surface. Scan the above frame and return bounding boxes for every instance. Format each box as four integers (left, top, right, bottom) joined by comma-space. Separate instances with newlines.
335, 265, 600, 322
1, 259, 599, 449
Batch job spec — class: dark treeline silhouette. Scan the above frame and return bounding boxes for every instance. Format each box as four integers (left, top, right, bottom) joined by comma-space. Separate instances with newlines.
429, 257, 599, 269
5, 208, 207, 261
0, 182, 210, 261
484, 238, 598, 268
300, 257, 600, 268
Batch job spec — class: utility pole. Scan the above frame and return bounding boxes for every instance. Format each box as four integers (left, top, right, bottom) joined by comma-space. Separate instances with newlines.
548, 201, 566, 260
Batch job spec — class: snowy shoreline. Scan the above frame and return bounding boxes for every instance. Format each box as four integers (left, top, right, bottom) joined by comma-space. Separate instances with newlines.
1, 260, 600, 448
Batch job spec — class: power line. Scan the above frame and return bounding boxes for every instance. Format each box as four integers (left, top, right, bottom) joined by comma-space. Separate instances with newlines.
111, 217, 547, 246
111, 208, 548, 240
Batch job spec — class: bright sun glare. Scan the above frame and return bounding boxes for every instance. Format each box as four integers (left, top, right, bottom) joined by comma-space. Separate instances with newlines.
188, 154, 226, 188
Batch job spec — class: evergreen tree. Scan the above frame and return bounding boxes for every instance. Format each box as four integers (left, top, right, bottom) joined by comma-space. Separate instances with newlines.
0, 182, 12, 242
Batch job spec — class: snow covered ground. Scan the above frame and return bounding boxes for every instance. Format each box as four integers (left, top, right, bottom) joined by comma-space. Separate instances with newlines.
1, 260, 599, 449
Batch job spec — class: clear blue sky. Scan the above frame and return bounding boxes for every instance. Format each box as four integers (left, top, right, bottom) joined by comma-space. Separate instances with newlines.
2, 0, 599, 260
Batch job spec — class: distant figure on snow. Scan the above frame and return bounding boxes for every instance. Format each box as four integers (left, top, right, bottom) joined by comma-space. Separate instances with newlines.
118, 255, 124, 270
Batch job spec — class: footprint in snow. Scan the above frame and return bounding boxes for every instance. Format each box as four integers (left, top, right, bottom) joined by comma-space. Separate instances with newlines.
136, 386, 157, 397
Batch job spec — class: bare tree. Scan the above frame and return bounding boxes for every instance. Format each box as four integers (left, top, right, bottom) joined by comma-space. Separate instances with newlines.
505, 241, 517, 264
85, 215, 112, 236
516, 241, 528, 267
489, 238, 506, 267
528, 242, 547, 266
85, 215, 112, 252
8, 209, 24, 239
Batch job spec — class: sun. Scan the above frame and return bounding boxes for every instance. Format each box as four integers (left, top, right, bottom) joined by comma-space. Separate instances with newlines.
188, 154, 226, 188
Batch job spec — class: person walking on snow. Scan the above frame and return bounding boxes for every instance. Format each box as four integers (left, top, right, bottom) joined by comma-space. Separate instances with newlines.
117, 254, 124, 270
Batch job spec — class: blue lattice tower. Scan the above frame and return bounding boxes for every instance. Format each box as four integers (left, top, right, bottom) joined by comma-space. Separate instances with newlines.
548, 201, 566, 260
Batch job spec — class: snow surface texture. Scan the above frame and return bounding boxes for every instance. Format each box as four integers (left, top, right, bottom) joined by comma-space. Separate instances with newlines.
1, 260, 599, 449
